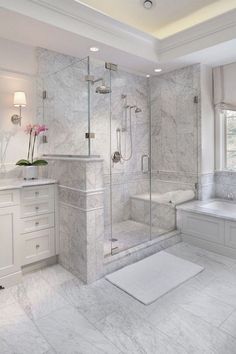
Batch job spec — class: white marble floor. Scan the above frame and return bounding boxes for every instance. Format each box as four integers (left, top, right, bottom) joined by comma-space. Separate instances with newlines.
104, 220, 166, 256
2, 242, 236, 353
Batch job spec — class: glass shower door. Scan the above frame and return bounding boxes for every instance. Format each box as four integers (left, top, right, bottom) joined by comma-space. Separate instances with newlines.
108, 67, 152, 255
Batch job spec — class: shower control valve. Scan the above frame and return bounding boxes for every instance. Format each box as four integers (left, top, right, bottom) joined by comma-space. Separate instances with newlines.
112, 151, 122, 164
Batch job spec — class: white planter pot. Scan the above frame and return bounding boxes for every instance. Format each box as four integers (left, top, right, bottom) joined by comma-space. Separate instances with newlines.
23, 166, 38, 180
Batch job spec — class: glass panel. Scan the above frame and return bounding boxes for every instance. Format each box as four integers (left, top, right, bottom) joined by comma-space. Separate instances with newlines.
42, 57, 89, 156
109, 67, 151, 255
89, 60, 151, 256
150, 72, 198, 240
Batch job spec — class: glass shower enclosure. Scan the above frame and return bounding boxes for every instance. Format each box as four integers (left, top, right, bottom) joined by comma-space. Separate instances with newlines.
41, 53, 199, 258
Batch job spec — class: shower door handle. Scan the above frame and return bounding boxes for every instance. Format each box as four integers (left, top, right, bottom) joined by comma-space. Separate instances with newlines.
141, 154, 150, 174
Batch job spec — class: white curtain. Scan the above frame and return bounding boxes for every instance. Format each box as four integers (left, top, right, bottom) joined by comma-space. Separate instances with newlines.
213, 64, 236, 111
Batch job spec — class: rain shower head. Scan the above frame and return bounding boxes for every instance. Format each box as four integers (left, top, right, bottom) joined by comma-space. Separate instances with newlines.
95, 84, 111, 94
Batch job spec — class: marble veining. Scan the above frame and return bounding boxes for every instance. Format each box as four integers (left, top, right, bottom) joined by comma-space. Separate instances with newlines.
1, 242, 236, 353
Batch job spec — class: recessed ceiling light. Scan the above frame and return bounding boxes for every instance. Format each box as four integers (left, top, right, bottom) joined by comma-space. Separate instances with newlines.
143, 0, 153, 9
90, 47, 99, 52
154, 68, 162, 73
146, 74, 150, 78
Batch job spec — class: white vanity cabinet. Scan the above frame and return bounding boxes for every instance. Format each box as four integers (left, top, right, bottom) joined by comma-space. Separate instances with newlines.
0, 181, 58, 287
0, 190, 21, 286
20, 184, 57, 265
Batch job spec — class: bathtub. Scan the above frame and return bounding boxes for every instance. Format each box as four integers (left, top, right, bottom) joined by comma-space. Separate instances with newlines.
130, 190, 195, 231
177, 199, 236, 259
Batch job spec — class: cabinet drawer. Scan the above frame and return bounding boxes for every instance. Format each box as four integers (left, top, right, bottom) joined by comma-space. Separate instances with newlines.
21, 185, 54, 204
21, 199, 54, 218
22, 228, 55, 265
0, 190, 20, 207
182, 212, 225, 244
21, 213, 54, 234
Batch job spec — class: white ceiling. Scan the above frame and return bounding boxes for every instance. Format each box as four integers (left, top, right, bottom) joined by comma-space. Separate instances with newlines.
0, 0, 236, 76
77, 0, 236, 38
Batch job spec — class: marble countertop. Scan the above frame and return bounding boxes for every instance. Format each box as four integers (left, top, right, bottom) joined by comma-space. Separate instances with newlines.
0, 178, 57, 191
177, 198, 236, 221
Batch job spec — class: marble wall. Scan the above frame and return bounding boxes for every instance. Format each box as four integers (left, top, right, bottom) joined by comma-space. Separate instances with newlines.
215, 171, 236, 199
36, 48, 89, 156
150, 65, 200, 195
44, 157, 104, 283
36, 48, 150, 228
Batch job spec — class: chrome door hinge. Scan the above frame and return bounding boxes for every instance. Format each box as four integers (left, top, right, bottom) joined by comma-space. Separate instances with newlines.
85, 132, 95, 139
105, 62, 118, 71
194, 96, 199, 104
42, 90, 47, 100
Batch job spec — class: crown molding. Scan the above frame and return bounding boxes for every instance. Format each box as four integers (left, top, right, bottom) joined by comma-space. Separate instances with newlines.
0, 0, 159, 62
159, 9, 236, 61
0, 0, 236, 69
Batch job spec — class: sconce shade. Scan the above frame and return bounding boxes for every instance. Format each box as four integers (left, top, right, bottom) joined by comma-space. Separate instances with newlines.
13, 91, 27, 107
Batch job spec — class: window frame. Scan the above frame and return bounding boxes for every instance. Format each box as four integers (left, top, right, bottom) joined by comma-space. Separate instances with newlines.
223, 109, 236, 171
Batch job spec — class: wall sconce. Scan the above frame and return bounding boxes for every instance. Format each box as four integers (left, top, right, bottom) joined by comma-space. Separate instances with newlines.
11, 91, 27, 126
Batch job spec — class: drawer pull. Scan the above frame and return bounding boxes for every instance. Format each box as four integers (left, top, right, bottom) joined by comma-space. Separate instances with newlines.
35, 206, 39, 211
36, 244, 40, 249
35, 221, 39, 226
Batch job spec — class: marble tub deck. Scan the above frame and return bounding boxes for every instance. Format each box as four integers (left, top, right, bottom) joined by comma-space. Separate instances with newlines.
2, 242, 236, 353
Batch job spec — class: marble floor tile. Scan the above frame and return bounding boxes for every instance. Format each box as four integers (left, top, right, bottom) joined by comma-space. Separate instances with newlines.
2, 241, 236, 353
156, 307, 236, 353
40, 264, 76, 287
0, 303, 51, 354
204, 278, 236, 307
180, 293, 234, 326
167, 242, 236, 269
182, 267, 216, 291
165, 242, 203, 262
95, 306, 188, 354
0, 288, 16, 309
11, 272, 68, 321
36, 305, 121, 354
57, 277, 147, 324
104, 219, 164, 256
220, 310, 236, 338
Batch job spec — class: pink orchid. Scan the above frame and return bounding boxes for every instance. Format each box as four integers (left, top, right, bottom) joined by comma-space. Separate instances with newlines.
23, 123, 49, 162
32, 124, 48, 136
24, 124, 33, 134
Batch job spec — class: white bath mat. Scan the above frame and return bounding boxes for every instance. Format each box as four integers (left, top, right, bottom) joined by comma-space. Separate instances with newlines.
106, 251, 203, 305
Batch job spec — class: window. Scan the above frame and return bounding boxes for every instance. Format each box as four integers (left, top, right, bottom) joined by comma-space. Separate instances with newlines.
224, 110, 236, 170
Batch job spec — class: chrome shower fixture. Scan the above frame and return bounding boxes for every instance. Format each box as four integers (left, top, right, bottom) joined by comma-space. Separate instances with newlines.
94, 78, 111, 94
85, 75, 111, 94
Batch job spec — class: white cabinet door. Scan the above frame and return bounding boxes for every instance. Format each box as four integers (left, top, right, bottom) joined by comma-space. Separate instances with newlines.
225, 221, 236, 248
182, 212, 225, 244
0, 206, 21, 278
22, 228, 55, 265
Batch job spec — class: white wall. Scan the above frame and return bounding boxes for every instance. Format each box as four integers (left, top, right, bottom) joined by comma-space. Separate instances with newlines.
0, 37, 37, 174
